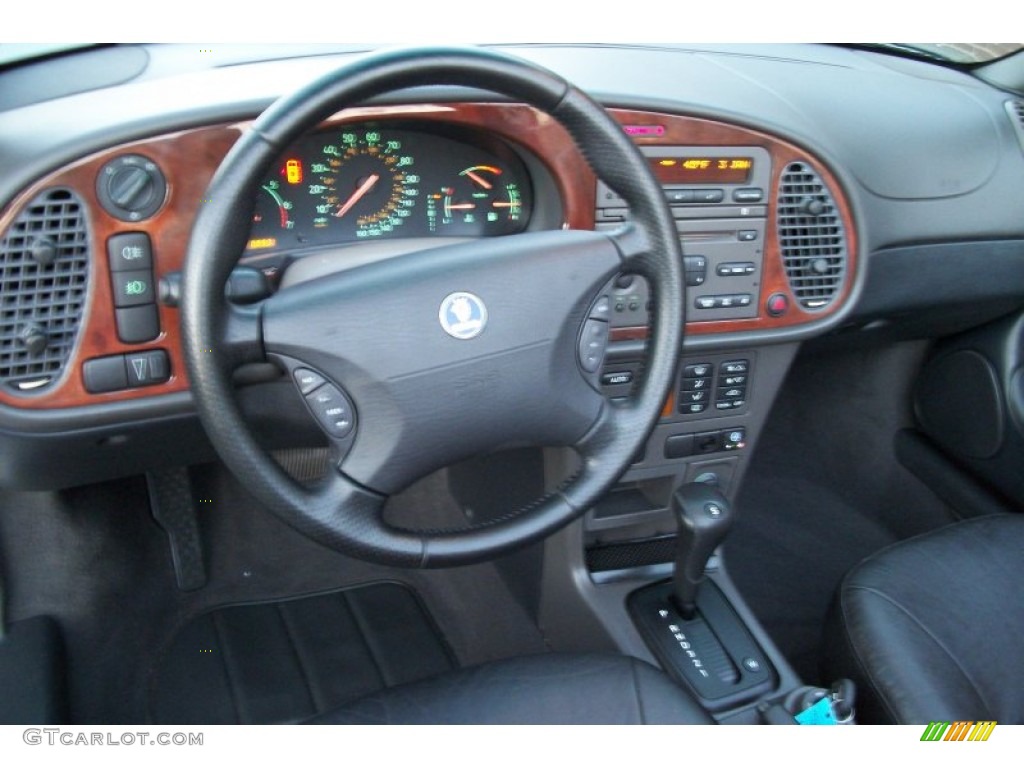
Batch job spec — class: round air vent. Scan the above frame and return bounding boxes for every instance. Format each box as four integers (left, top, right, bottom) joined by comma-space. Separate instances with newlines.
776, 161, 848, 310
0, 188, 90, 394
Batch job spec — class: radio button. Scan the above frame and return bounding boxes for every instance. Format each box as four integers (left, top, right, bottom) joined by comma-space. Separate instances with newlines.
716, 262, 756, 277
666, 188, 694, 204
693, 189, 725, 203
685, 272, 706, 287
733, 188, 764, 203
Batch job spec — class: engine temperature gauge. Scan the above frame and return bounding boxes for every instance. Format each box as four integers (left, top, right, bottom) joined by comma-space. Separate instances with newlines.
426, 165, 525, 235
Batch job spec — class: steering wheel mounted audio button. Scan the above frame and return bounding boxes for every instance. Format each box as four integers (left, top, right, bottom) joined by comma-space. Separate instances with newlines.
590, 295, 611, 320
578, 318, 610, 373
293, 368, 326, 395
305, 384, 356, 439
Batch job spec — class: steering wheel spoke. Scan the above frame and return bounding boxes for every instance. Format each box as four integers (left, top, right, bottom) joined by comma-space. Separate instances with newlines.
608, 222, 656, 274
219, 302, 265, 366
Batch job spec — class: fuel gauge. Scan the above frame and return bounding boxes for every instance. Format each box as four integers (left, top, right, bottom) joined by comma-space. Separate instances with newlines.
426, 165, 527, 236
247, 180, 296, 252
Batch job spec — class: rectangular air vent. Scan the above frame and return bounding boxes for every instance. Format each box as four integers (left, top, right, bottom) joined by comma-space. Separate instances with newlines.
775, 162, 847, 310
0, 188, 90, 393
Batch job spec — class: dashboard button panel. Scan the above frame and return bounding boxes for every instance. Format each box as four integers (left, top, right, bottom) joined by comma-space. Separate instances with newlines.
107, 232, 153, 272
125, 350, 169, 387
83, 349, 170, 393
111, 269, 155, 307
114, 305, 160, 344
82, 356, 128, 394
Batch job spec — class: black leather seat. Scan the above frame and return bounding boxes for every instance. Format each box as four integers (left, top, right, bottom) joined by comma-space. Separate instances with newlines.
308, 652, 713, 724
825, 515, 1024, 724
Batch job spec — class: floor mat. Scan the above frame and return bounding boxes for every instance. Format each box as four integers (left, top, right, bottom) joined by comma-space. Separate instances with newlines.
725, 341, 958, 684
725, 472, 897, 684
149, 582, 456, 724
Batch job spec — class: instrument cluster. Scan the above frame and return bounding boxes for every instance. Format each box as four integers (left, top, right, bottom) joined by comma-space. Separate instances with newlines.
244, 122, 533, 255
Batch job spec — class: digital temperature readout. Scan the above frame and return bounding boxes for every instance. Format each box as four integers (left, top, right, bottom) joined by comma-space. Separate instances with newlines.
650, 157, 753, 184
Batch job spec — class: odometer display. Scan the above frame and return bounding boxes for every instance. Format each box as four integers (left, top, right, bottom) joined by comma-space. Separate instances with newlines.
245, 124, 533, 255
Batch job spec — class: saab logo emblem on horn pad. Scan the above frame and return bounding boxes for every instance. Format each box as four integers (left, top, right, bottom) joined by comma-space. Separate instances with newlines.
439, 292, 487, 340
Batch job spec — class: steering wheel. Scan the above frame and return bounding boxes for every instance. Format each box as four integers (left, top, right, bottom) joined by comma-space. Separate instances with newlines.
182, 47, 684, 568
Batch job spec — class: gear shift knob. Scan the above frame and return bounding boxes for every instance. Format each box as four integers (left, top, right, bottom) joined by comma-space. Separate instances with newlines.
672, 482, 735, 618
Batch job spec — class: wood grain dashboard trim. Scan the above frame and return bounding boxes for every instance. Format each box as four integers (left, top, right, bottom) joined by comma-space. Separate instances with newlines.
0, 103, 857, 409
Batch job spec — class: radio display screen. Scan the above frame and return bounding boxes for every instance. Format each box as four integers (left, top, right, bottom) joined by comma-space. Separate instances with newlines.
649, 157, 753, 184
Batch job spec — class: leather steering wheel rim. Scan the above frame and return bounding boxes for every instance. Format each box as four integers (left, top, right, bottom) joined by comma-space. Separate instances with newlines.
182, 47, 684, 568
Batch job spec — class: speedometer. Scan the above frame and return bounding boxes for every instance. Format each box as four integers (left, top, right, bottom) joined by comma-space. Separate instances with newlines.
312, 129, 419, 239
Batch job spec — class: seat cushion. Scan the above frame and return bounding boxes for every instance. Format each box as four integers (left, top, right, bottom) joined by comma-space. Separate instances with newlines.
308, 652, 713, 724
825, 515, 1024, 724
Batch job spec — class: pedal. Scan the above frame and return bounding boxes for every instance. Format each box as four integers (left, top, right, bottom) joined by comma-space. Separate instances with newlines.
146, 467, 207, 591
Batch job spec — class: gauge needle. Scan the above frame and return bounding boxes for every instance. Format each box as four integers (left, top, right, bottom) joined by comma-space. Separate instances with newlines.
464, 170, 493, 190
334, 173, 380, 218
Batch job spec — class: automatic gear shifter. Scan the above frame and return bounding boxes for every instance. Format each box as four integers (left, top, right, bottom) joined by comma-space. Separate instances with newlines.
672, 482, 735, 618
627, 480, 772, 706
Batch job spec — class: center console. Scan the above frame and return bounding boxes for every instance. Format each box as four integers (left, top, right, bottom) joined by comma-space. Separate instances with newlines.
583, 145, 800, 581
538, 123, 859, 722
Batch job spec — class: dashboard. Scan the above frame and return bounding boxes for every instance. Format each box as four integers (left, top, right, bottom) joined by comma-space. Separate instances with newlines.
0, 100, 860, 412
0, 43, 1022, 492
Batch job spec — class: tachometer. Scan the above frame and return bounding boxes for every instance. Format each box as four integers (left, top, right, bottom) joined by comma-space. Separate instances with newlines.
312, 129, 419, 239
